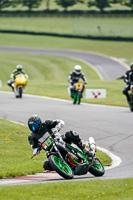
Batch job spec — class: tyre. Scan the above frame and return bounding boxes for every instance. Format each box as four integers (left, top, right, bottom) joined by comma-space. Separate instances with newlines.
130, 106, 133, 112
15, 88, 19, 98
73, 93, 77, 104
49, 155, 74, 179
129, 94, 133, 111
19, 87, 23, 98
77, 93, 81, 105
88, 158, 105, 177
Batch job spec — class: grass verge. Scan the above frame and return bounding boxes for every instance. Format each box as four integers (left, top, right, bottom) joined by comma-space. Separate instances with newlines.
0, 17, 133, 37
0, 178, 133, 200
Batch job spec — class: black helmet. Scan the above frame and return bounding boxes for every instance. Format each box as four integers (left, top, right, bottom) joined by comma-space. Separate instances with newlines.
130, 62, 133, 70
28, 114, 42, 133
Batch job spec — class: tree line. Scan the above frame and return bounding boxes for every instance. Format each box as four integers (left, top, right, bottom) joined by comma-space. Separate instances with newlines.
0, 0, 133, 12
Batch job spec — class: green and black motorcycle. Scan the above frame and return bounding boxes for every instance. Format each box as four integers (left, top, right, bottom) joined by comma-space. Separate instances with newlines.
68, 82, 85, 105
32, 131, 105, 179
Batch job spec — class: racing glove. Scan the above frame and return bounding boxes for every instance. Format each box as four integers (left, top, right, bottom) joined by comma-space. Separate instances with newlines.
33, 148, 40, 156
52, 120, 65, 133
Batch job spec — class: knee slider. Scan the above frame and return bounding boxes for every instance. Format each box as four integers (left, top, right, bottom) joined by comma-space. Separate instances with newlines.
123, 90, 127, 95
65, 130, 81, 145
7, 80, 11, 86
71, 130, 79, 138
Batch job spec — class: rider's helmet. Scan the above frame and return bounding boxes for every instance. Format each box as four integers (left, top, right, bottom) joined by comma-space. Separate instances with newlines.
28, 114, 42, 133
16, 65, 23, 71
74, 65, 82, 75
130, 62, 133, 70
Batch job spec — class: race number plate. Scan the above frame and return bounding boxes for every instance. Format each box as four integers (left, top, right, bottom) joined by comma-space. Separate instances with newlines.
38, 132, 53, 150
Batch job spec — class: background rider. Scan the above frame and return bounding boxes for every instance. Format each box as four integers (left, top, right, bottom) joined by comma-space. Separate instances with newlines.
68, 65, 87, 98
7, 65, 29, 91
123, 62, 133, 103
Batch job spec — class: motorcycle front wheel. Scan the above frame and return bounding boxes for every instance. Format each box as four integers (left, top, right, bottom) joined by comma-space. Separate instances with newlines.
49, 155, 74, 179
130, 106, 133, 112
19, 87, 23, 98
73, 93, 77, 104
88, 158, 105, 177
73, 92, 81, 104
77, 92, 81, 104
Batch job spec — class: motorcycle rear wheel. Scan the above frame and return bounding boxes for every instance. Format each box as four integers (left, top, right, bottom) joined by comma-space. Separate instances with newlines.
49, 155, 74, 179
88, 158, 105, 177
130, 106, 133, 112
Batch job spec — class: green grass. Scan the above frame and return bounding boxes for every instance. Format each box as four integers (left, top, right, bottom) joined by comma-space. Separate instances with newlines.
0, 119, 45, 178
0, 178, 133, 200
1, 33, 133, 60
0, 17, 133, 37
0, 118, 111, 178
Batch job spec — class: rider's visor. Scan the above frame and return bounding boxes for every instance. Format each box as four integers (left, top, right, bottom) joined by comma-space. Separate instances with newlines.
29, 119, 41, 132
76, 70, 81, 72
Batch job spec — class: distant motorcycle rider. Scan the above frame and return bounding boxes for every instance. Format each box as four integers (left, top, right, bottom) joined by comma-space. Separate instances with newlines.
28, 114, 93, 171
123, 62, 133, 103
68, 65, 87, 98
7, 65, 28, 91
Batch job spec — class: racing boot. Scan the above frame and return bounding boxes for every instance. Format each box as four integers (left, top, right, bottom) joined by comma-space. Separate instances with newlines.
7, 80, 14, 91
83, 146, 95, 157
78, 141, 95, 157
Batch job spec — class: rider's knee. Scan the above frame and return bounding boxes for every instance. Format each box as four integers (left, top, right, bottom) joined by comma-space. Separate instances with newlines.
65, 130, 81, 144
123, 89, 127, 95
7, 80, 11, 86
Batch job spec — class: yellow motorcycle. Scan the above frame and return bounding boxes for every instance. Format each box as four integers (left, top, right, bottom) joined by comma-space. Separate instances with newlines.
14, 74, 27, 98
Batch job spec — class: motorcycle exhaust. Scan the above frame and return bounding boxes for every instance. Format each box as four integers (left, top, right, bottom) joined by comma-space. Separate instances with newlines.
89, 137, 96, 152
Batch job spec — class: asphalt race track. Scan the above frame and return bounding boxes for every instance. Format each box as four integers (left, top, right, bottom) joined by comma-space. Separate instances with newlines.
0, 47, 133, 185
0, 91, 133, 185
0, 46, 129, 80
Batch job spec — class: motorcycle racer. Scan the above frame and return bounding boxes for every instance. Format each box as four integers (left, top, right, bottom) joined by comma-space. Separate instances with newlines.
7, 65, 29, 91
123, 62, 133, 103
28, 114, 93, 171
68, 65, 87, 98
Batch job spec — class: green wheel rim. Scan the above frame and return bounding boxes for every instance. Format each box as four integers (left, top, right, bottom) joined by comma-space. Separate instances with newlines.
73, 92, 76, 103
77, 93, 79, 104
53, 156, 72, 175
92, 163, 103, 171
